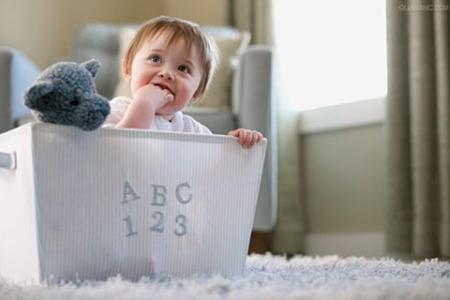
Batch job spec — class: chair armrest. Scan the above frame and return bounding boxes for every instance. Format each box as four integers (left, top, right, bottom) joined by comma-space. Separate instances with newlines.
234, 45, 274, 135
0, 47, 39, 133
234, 45, 278, 230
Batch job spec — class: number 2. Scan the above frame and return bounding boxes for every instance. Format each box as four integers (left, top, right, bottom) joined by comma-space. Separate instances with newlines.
150, 211, 164, 233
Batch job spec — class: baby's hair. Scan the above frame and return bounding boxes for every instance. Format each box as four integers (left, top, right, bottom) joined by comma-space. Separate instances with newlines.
123, 16, 219, 98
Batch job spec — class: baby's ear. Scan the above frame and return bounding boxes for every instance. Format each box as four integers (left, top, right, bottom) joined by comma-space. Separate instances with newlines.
81, 59, 101, 78
122, 58, 131, 80
192, 87, 204, 102
24, 80, 54, 109
123, 69, 131, 81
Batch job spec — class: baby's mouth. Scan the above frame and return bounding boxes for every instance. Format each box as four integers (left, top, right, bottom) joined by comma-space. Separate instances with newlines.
153, 83, 174, 96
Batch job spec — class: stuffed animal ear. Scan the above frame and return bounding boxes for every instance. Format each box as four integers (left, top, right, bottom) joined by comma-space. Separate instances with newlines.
24, 80, 54, 109
80, 59, 101, 78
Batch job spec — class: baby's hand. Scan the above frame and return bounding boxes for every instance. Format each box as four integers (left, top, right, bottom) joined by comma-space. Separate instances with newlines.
228, 128, 264, 148
134, 83, 174, 110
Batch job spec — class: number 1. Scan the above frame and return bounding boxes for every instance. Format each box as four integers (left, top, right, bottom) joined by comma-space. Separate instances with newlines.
122, 216, 138, 237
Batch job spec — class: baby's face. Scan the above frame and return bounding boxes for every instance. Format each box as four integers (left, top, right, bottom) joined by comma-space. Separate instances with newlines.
126, 33, 203, 116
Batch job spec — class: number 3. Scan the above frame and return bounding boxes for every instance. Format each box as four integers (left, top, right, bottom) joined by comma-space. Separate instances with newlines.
174, 214, 187, 236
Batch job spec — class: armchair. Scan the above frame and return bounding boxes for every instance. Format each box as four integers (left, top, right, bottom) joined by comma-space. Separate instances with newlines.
0, 23, 277, 237
0, 47, 39, 132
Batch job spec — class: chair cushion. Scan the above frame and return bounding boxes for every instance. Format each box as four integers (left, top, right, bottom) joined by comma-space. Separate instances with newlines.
195, 32, 250, 110
183, 110, 236, 135
72, 24, 126, 99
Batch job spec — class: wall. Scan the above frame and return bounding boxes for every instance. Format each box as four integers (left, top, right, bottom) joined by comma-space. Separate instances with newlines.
0, 0, 227, 69
0, 0, 165, 68
164, 0, 228, 26
302, 123, 386, 257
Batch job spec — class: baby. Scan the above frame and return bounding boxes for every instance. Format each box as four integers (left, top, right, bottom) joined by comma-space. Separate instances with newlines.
103, 16, 263, 148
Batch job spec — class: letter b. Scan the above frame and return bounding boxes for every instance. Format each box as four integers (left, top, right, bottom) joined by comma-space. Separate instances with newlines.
151, 184, 167, 206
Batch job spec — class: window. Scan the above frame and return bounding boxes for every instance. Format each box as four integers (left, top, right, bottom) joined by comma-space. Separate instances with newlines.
274, 0, 387, 112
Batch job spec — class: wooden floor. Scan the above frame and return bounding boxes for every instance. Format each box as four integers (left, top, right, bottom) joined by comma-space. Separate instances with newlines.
248, 231, 273, 254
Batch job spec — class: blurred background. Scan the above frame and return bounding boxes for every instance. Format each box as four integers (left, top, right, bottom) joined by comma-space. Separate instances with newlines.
1, 0, 448, 260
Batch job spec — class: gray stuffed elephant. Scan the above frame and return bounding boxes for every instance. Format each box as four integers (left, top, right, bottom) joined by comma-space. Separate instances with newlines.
24, 59, 110, 131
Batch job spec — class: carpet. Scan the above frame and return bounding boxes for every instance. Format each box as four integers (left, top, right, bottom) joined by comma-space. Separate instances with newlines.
1, 254, 450, 300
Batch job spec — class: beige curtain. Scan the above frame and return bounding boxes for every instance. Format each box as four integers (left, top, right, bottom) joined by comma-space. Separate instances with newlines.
229, 0, 273, 45
386, 0, 450, 258
229, 0, 305, 254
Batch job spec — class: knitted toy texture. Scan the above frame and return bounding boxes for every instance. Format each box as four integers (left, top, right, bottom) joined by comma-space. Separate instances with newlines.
24, 59, 110, 131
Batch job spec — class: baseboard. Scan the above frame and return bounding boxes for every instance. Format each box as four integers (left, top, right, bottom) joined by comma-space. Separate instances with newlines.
305, 232, 385, 257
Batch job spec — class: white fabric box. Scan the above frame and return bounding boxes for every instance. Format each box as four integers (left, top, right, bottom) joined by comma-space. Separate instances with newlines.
0, 123, 266, 283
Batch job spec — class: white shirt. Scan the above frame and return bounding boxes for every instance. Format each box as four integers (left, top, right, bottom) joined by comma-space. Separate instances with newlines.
102, 97, 212, 134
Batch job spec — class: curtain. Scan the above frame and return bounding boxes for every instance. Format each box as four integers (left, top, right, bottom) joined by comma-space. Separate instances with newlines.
229, 0, 305, 254
386, 0, 449, 258
229, 0, 273, 45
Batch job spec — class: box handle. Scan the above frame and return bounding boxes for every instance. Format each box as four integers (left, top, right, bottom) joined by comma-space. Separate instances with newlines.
0, 151, 16, 170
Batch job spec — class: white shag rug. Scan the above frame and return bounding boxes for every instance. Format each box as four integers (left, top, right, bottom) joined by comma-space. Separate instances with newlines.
1, 254, 450, 300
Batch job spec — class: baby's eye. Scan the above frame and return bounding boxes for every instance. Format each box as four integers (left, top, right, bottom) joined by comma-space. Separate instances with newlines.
148, 54, 161, 63
178, 64, 190, 73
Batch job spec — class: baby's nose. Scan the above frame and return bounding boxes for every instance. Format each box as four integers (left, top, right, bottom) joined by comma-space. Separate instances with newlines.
158, 69, 174, 80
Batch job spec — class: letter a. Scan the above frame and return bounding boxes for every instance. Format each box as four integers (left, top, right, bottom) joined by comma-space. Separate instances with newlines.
121, 181, 141, 204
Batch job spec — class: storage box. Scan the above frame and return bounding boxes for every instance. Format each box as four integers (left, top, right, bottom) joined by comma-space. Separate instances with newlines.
0, 123, 266, 283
